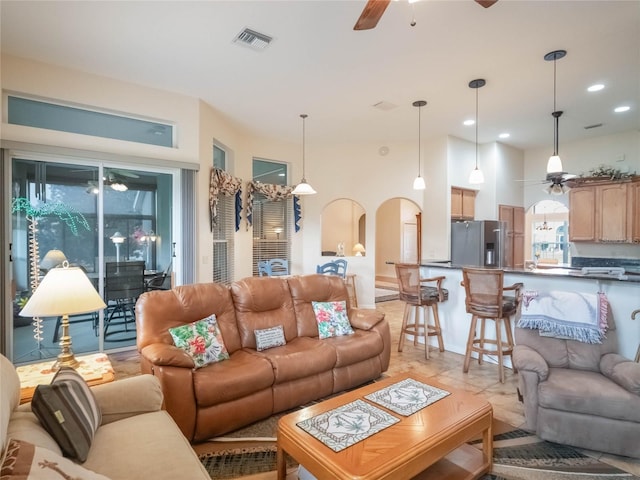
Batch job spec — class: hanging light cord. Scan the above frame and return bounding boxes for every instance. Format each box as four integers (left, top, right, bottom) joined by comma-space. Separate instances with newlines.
300, 113, 307, 181
553, 58, 558, 156
475, 86, 479, 169
417, 105, 422, 176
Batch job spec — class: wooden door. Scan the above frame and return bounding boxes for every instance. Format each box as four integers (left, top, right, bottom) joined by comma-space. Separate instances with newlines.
499, 205, 514, 268
512, 207, 525, 268
630, 181, 640, 243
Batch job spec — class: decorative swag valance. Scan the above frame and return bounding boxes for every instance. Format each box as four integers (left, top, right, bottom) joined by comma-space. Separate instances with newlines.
246, 181, 302, 232
209, 168, 242, 232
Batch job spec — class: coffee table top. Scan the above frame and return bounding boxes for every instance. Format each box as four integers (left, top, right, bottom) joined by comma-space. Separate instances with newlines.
278, 372, 492, 479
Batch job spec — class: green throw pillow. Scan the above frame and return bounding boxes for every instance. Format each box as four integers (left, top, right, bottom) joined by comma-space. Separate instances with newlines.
31, 367, 102, 462
169, 315, 230, 368
311, 301, 354, 339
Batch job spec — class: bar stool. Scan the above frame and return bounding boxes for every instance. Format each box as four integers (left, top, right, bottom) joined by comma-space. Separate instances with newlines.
394, 263, 448, 359
461, 267, 523, 383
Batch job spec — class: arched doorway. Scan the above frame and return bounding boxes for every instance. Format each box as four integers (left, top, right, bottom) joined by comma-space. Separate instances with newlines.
525, 200, 570, 265
375, 198, 421, 285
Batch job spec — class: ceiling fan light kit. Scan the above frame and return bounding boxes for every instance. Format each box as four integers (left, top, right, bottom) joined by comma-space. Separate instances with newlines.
468, 78, 486, 185
412, 100, 427, 191
292, 114, 317, 196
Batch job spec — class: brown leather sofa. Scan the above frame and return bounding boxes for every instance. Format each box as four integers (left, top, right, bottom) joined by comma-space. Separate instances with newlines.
136, 274, 390, 443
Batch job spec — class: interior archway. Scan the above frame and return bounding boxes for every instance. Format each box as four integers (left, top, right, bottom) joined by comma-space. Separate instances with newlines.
375, 198, 421, 287
320, 198, 366, 256
525, 199, 570, 266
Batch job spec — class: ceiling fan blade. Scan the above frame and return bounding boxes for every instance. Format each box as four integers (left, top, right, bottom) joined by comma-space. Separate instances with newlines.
475, 0, 498, 8
354, 0, 391, 31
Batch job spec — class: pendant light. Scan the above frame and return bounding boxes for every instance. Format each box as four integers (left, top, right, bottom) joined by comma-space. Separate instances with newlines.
292, 114, 317, 195
412, 100, 426, 190
545, 49, 567, 174
468, 78, 486, 184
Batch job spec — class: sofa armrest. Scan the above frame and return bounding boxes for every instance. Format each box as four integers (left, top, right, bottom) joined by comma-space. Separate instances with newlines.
600, 353, 640, 395
513, 344, 549, 381
140, 343, 195, 369
91, 374, 164, 425
349, 308, 385, 330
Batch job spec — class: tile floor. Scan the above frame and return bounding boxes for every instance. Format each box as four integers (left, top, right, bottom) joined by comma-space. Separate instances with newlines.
376, 299, 640, 476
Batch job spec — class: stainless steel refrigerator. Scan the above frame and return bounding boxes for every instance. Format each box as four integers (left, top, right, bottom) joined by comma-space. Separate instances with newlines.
451, 220, 506, 267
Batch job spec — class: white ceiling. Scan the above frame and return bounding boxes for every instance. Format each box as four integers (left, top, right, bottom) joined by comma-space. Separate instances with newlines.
1, 0, 639, 151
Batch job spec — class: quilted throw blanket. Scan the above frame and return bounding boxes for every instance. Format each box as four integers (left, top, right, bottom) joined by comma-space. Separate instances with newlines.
518, 290, 608, 344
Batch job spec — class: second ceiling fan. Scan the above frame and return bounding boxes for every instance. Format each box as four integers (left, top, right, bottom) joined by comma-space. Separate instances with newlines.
354, 0, 498, 31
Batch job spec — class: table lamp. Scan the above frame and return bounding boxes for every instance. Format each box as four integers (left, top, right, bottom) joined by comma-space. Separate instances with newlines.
19, 261, 106, 370
352, 243, 366, 256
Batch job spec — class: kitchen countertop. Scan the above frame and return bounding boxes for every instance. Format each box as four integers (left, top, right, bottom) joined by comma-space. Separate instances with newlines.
421, 261, 640, 283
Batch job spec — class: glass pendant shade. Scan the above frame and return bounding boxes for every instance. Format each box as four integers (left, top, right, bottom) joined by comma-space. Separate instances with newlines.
468, 167, 485, 184
293, 113, 316, 195
292, 181, 317, 195
546, 154, 563, 174
413, 175, 426, 190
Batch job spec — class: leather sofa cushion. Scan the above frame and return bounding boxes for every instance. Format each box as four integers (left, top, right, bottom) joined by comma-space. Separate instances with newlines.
539, 368, 640, 423
256, 337, 337, 384
231, 277, 298, 348
193, 350, 274, 407
325, 329, 384, 367
136, 282, 242, 354
288, 274, 350, 338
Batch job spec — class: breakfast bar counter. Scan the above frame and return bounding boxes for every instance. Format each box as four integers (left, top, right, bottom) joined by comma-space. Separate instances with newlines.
415, 262, 639, 363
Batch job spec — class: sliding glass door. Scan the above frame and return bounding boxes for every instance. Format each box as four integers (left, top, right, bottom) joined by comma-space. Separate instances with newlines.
10, 156, 175, 364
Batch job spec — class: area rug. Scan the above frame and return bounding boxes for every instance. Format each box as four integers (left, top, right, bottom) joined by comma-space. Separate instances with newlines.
375, 288, 399, 303
199, 419, 638, 479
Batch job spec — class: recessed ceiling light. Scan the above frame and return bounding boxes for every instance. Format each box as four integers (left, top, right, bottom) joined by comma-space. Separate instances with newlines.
614, 105, 630, 113
499, 133, 510, 139
587, 84, 605, 92
463, 119, 475, 126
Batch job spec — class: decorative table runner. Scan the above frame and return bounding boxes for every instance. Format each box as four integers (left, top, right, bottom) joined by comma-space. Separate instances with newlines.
17, 353, 115, 403
364, 378, 450, 416
296, 399, 399, 452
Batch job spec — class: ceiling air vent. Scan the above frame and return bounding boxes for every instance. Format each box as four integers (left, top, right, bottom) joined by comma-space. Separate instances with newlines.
233, 28, 273, 51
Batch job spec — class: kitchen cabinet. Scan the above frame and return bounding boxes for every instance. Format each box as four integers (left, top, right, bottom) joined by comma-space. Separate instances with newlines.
569, 181, 633, 243
499, 204, 525, 268
629, 181, 640, 243
568, 187, 597, 241
451, 187, 476, 220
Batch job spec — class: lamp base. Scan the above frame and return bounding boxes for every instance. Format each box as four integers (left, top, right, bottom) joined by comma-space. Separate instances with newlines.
52, 313, 80, 370
52, 352, 80, 371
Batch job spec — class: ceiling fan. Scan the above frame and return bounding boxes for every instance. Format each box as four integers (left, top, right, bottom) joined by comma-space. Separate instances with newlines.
543, 172, 576, 195
354, 0, 498, 31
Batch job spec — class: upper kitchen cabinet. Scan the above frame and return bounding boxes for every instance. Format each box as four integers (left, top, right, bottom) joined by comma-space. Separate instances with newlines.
568, 187, 597, 241
569, 178, 639, 243
451, 187, 476, 220
630, 181, 640, 243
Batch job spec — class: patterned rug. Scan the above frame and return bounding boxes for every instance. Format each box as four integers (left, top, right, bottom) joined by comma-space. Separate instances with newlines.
199, 419, 638, 479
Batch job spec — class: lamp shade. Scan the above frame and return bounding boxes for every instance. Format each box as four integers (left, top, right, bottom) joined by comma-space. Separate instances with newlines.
110, 232, 125, 244
20, 265, 106, 318
546, 155, 563, 174
352, 243, 366, 256
40, 249, 68, 270
292, 181, 317, 195
413, 176, 426, 190
468, 167, 485, 185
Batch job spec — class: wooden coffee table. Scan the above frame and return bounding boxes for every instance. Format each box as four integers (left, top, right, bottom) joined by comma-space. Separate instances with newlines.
277, 372, 492, 480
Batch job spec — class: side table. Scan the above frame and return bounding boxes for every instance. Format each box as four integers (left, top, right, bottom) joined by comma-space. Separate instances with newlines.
16, 352, 115, 404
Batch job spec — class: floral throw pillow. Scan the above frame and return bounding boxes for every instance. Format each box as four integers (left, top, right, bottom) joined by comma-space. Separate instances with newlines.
168, 315, 230, 368
311, 301, 354, 339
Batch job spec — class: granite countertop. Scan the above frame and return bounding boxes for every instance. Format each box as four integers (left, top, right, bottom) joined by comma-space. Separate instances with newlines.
421, 260, 640, 283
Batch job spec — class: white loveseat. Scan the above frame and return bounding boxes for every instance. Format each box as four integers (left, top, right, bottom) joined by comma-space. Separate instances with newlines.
0, 353, 209, 480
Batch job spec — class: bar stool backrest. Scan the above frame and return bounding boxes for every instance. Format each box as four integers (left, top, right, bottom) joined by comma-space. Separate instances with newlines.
461, 268, 507, 318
